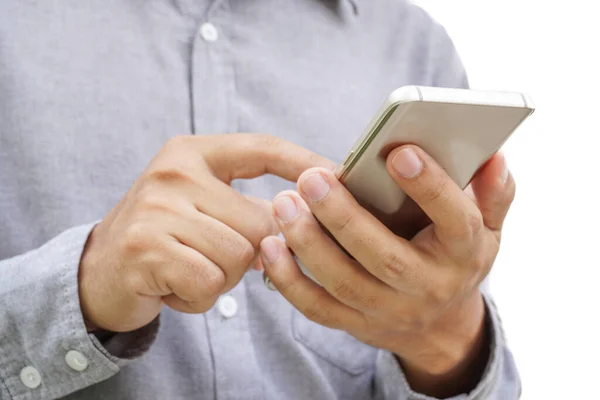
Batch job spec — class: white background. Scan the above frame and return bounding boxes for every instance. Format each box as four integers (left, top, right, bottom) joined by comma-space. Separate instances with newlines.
412, 1, 600, 398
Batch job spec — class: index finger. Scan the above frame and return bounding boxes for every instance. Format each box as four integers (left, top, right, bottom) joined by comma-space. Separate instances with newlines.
296, 168, 425, 291
201, 134, 335, 183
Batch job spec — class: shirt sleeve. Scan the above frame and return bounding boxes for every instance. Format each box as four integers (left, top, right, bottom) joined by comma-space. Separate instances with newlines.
428, 19, 470, 90
372, 293, 521, 400
0, 223, 159, 400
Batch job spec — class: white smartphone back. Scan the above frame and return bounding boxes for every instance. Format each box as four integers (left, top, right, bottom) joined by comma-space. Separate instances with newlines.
335, 86, 535, 238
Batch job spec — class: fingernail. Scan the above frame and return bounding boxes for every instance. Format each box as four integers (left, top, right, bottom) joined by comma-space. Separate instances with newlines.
273, 195, 298, 223
501, 156, 509, 185
302, 173, 330, 202
392, 148, 423, 178
260, 237, 280, 264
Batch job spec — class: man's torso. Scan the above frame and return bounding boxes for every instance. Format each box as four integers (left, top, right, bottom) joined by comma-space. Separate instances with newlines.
0, 1, 461, 398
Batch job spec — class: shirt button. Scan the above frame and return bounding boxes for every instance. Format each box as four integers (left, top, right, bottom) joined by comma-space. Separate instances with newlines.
19, 366, 42, 389
200, 22, 219, 42
217, 295, 238, 318
65, 350, 89, 372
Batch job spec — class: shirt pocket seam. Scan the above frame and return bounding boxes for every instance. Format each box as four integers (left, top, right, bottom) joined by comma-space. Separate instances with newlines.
291, 310, 376, 376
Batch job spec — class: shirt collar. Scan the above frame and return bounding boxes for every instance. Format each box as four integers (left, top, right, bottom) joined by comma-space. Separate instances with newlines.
347, 0, 359, 14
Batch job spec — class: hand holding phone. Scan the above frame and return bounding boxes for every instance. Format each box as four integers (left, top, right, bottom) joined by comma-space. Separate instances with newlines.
263, 85, 534, 289
336, 85, 534, 238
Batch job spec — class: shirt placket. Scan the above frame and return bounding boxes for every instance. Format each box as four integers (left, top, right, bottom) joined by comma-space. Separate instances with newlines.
189, 1, 262, 399
206, 280, 265, 400
190, 0, 238, 135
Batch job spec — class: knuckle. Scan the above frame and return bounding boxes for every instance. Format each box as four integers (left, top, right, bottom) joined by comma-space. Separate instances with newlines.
303, 306, 324, 324
255, 134, 282, 149
475, 202, 496, 221
377, 251, 411, 282
146, 165, 195, 185
427, 282, 456, 309
244, 206, 278, 248
329, 277, 379, 312
288, 218, 318, 250
303, 307, 336, 328
443, 210, 483, 241
200, 268, 227, 298
329, 208, 354, 232
138, 192, 173, 214
254, 216, 278, 244
449, 210, 484, 240
173, 258, 227, 299
121, 222, 154, 256
464, 211, 484, 237
183, 299, 215, 314
268, 272, 291, 293
302, 295, 339, 328
331, 277, 359, 303
360, 295, 380, 312
211, 227, 257, 267
121, 271, 147, 295
421, 178, 449, 206
236, 240, 257, 267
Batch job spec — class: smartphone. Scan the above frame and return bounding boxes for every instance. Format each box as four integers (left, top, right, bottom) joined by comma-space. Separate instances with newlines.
335, 85, 535, 239
263, 85, 535, 289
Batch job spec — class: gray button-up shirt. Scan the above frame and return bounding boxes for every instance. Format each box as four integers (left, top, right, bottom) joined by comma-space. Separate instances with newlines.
0, 0, 520, 399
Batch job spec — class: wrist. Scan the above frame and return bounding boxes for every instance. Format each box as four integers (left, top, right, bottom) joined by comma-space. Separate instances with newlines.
395, 292, 490, 396
78, 223, 108, 332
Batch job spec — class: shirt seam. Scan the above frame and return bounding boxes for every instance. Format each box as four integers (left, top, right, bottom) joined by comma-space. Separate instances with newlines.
0, 374, 14, 400
0, 319, 18, 399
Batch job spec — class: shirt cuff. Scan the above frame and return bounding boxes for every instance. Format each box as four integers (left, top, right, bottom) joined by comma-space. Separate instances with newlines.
374, 293, 521, 400
0, 223, 159, 400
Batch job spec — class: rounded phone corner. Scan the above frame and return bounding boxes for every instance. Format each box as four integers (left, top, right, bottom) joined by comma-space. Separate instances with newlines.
521, 93, 535, 111
387, 86, 422, 107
